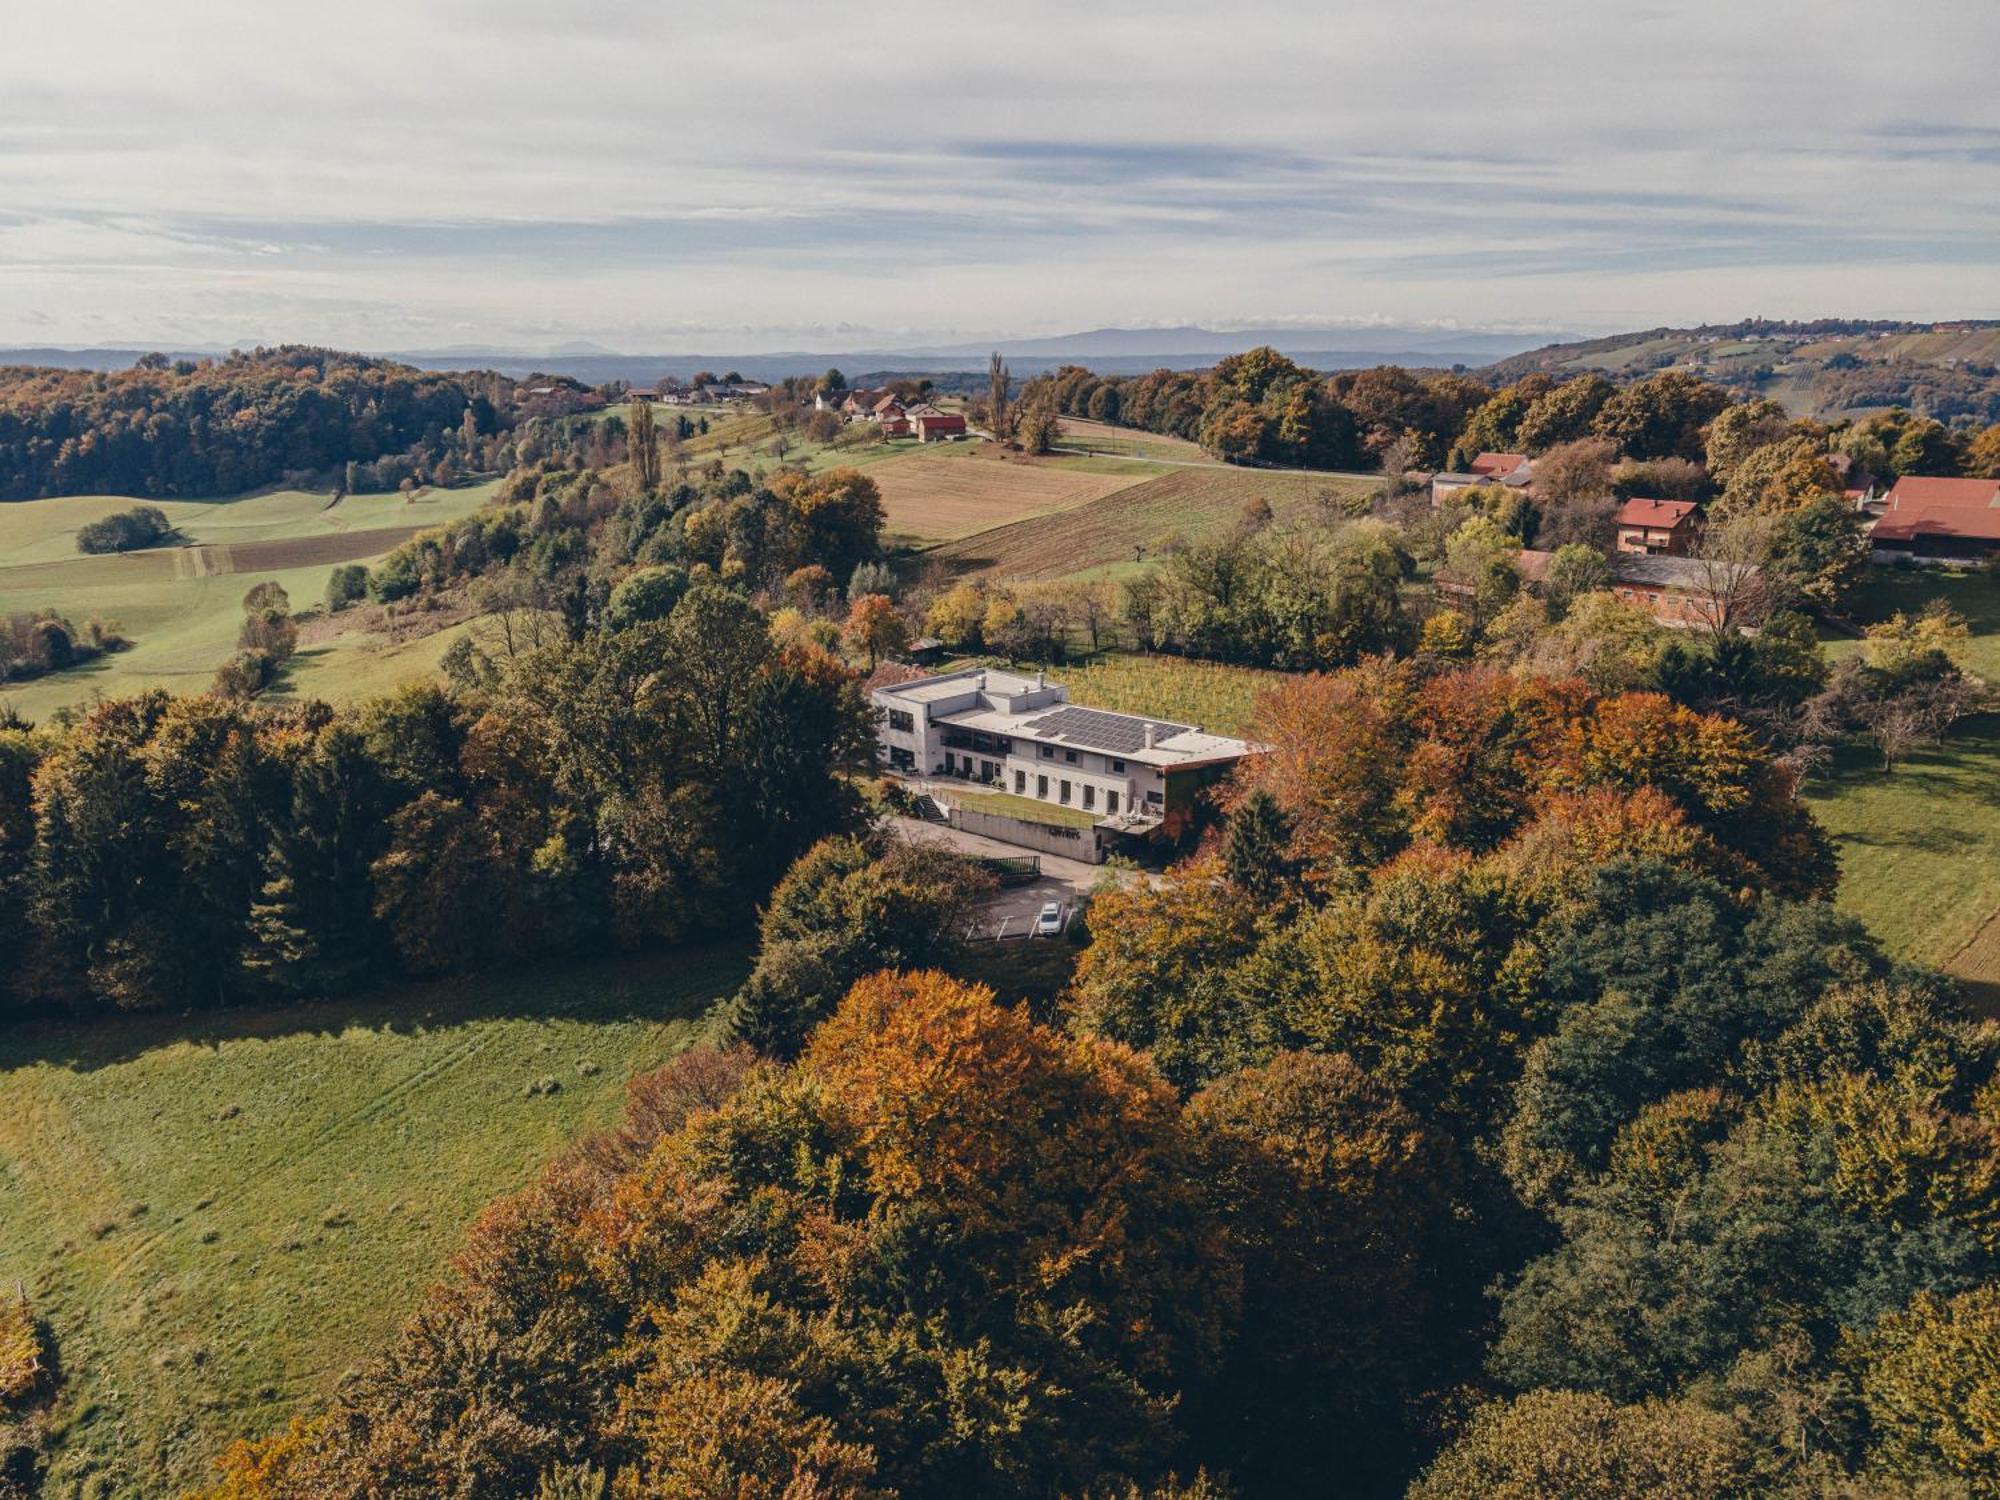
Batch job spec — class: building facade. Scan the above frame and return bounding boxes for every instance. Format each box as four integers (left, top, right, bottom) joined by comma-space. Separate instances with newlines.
1614, 497, 1700, 555
1610, 554, 1757, 630
871, 667, 1254, 838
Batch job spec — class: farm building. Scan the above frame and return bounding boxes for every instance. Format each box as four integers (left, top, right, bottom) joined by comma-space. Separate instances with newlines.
872, 666, 1253, 846
1469, 451, 1531, 482
1870, 476, 2000, 562
1430, 453, 1533, 505
909, 407, 968, 442
1610, 554, 1758, 630
1615, 497, 1701, 555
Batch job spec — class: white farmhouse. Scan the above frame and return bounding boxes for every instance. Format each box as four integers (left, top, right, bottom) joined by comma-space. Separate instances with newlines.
871, 667, 1254, 844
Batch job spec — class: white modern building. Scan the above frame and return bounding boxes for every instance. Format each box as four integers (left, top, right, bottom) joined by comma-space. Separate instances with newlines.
871, 667, 1255, 843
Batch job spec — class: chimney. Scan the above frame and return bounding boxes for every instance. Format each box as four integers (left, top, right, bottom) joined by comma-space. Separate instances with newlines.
1142, 722, 1157, 750
1035, 670, 1045, 689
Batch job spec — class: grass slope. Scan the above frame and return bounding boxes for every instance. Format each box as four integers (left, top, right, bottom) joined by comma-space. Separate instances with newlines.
0, 946, 747, 1499
1054, 417, 1212, 464
0, 482, 503, 720
866, 446, 1160, 545
934, 467, 1375, 581
1804, 717, 2000, 1005
1808, 570, 2000, 1003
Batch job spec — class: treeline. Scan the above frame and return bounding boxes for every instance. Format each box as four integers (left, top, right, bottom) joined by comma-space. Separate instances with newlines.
198, 657, 2000, 1498
331, 460, 888, 660
1028, 350, 2000, 476
0, 347, 512, 500
0, 586, 873, 1016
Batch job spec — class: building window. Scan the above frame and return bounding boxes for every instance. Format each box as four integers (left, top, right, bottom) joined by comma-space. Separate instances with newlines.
1082, 785, 1095, 810
1059, 780, 1072, 804
1014, 769, 1025, 793
1106, 791, 1119, 815
1146, 789, 1163, 804
1111, 758, 1126, 773
1039, 745, 1054, 759
886, 709, 914, 733
1064, 750, 1078, 764
1037, 775, 1048, 798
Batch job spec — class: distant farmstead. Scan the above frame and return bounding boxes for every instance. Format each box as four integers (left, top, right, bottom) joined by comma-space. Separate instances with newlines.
908, 406, 968, 442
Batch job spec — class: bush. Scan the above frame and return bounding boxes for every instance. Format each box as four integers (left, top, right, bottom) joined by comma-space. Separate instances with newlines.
325, 564, 369, 612
0, 610, 123, 684
0, 1292, 47, 1408
74, 504, 172, 554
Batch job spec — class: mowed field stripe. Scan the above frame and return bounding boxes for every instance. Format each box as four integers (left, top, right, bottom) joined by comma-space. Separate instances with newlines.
933, 465, 1375, 580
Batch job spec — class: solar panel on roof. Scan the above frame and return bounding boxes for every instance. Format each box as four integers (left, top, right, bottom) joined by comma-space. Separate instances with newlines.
1022, 706, 1191, 754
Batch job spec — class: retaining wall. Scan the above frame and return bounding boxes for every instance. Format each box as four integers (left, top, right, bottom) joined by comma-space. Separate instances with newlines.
948, 807, 1105, 864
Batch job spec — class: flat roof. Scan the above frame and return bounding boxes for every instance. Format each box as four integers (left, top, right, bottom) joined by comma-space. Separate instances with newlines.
880, 667, 1255, 768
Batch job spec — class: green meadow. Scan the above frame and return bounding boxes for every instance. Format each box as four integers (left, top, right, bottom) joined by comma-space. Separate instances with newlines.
0, 947, 748, 1498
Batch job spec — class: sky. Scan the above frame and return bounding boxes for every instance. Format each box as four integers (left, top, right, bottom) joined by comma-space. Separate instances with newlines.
5, 0, 2000, 353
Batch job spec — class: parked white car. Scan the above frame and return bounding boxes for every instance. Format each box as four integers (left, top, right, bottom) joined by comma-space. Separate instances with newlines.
1033, 901, 1064, 937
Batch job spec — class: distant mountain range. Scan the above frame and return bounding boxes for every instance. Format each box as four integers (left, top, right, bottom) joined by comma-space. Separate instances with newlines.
0, 323, 1560, 385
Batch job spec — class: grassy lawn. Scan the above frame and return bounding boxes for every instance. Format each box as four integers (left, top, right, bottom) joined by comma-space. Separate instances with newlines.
1803, 716, 2000, 1005
1805, 567, 2000, 1005
0, 946, 748, 1498
1832, 566, 2000, 682
947, 787, 1100, 829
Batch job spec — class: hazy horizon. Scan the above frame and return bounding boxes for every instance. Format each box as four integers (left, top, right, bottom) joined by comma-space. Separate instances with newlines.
8, 1, 1999, 351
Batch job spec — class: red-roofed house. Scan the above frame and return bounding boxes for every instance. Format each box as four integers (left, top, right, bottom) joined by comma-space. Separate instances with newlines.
1470, 451, 1531, 482
910, 407, 967, 443
1871, 476, 2000, 561
1615, 497, 1701, 556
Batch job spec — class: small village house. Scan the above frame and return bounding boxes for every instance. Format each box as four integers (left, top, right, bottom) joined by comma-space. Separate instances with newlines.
1468, 451, 1531, 482
1430, 452, 1533, 506
1614, 497, 1701, 555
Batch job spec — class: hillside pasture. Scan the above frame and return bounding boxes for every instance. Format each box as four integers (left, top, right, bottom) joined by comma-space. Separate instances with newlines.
1055, 417, 1212, 463
933, 465, 1375, 581
0, 947, 747, 1498
0, 482, 501, 565
868, 446, 1159, 544
0, 483, 506, 718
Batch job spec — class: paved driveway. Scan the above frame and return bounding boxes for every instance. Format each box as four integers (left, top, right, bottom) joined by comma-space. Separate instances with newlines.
885, 814, 1140, 940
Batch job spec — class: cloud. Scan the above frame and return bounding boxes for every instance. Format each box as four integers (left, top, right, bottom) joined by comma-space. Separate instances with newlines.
3, 0, 1999, 348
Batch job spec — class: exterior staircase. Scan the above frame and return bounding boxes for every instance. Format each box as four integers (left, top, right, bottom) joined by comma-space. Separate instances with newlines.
911, 792, 948, 824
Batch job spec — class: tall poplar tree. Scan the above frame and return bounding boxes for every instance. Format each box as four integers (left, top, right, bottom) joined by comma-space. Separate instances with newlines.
988, 350, 1011, 447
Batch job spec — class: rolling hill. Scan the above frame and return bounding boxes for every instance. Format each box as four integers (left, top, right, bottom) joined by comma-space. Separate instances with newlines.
1483, 319, 2000, 424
